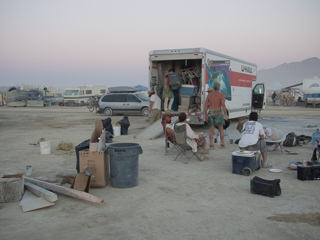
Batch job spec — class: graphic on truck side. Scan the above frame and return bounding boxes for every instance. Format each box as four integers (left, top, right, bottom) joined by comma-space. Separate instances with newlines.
206, 59, 232, 101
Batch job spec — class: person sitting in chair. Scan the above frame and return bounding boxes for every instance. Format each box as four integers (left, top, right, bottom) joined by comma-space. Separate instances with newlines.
162, 111, 174, 143
238, 112, 272, 168
175, 112, 208, 159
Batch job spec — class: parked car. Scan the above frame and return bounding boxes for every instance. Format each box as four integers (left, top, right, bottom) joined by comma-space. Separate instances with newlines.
98, 92, 149, 116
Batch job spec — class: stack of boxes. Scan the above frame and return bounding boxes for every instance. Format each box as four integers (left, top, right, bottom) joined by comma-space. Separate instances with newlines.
178, 84, 197, 113
79, 119, 109, 188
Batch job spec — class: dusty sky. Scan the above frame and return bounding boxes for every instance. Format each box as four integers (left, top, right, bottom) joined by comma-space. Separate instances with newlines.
0, 0, 319, 89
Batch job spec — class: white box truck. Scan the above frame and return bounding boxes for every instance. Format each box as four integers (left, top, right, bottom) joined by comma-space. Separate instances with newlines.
302, 77, 320, 107
149, 48, 266, 125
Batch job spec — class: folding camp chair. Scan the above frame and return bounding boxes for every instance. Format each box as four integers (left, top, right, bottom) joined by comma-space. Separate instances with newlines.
161, 120, 180, 155
173, 124, 203, 163
263, 125, 286, 153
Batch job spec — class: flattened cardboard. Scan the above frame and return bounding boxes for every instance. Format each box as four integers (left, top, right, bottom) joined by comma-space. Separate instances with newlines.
71, 173, 91, 192
79, 150, 109, 187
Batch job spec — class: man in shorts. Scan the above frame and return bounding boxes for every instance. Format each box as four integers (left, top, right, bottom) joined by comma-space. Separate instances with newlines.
204, 82, 228, 149
162, 69, 175, 111
238, 112, 272, 168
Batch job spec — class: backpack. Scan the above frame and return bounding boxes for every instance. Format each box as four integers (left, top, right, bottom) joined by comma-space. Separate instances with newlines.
283, 132, 298, 147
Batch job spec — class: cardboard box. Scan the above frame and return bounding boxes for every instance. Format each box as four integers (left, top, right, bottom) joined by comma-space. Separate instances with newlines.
90, 119, 105, 151
70, 172, 91, 192
79, 119, 109, 187
79, 150, 109, 187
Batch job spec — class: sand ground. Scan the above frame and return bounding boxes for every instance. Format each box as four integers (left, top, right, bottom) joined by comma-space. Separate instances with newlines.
0, 106, 319, 240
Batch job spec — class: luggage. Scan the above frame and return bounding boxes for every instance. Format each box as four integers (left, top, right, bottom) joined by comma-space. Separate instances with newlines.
250, 176, 281, 198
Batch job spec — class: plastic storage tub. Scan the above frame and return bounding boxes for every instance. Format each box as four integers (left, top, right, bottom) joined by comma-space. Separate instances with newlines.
180, 96, 195, 107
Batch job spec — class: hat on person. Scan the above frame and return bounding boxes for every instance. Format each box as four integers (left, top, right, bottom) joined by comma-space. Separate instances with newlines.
162, 110, 173, 120
207, 87, 213, 92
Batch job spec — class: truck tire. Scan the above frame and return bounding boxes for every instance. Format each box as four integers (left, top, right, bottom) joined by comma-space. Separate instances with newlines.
141, 107, 149, 116
104, 107, 113, 116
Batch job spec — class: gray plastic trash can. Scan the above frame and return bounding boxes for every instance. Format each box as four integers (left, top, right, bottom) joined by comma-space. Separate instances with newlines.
107, 143, 143, 188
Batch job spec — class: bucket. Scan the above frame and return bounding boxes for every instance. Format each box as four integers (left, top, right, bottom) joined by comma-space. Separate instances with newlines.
113, 125, 121, 137
40, 141, 51, 154
107, 143, 143, 188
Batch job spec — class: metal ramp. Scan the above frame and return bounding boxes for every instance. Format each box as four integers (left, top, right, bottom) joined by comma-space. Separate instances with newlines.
134, 116, 178, 140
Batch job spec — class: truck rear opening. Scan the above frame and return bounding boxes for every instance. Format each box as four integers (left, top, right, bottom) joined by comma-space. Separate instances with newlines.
149, 48, 264, 125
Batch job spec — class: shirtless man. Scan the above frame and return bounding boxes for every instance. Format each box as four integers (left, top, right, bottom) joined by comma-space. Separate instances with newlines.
162, 69, 175, 111
204, 82, 228, 149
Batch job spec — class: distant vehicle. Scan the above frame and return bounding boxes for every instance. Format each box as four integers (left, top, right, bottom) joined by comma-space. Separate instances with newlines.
64, 85, 107, 105
44, 92, 64, 105
302, 77, 320, 108
149, 48, 266, 125
98, 88, 149, 116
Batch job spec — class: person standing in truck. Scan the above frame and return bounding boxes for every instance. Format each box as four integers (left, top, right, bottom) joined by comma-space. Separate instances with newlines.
204, 82, 228, 150
162, 68, 175, 111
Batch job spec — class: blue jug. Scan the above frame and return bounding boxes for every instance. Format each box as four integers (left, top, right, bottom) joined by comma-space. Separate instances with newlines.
312, 129, 320, 146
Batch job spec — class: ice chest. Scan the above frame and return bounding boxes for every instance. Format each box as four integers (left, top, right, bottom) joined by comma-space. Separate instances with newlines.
232, 151, 261, 176
179, 84, 197, 96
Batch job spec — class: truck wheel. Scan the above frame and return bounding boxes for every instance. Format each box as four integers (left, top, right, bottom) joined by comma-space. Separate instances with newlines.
104, 108, 113, 116
142, 107, 149, 116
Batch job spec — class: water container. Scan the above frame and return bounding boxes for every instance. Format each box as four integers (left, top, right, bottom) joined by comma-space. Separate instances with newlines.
312, 129, 320, 146
107, 143, 143, 188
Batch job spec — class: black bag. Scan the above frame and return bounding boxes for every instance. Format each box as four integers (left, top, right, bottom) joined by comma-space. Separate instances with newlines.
283, 132, 298, 147
116, 116, 130, 135
101, 118, 114, 135
250, 176, 281, 198
75, 139, 90, 173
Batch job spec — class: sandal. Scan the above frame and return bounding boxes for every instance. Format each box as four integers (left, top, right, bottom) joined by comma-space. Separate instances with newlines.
210, 144, 215, 150
220, 143, 225, 149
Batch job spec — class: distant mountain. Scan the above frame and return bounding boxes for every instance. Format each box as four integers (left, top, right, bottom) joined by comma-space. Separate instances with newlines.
134, 85, 148, 91
257, 57, 320, 88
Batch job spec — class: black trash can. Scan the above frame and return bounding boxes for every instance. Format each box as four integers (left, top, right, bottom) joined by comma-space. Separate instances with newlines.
107, 143, 143, 188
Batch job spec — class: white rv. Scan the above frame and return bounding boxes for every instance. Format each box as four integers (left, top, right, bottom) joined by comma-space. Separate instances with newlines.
302, 77, 320, 107
149, 48, 266, 125
64, 85, 107, 105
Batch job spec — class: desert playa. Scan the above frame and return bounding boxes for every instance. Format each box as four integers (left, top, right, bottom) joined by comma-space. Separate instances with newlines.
0, 106, 320, 240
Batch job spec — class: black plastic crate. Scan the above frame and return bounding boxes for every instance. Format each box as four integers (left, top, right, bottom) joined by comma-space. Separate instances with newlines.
297, 165, 314, 181
313, 165, 320, 179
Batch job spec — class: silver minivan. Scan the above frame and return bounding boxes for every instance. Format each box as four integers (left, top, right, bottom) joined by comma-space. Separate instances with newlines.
98, 92, 149, 116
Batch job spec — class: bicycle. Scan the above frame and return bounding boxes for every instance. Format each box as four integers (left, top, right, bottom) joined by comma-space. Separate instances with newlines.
86, 97, 99, 112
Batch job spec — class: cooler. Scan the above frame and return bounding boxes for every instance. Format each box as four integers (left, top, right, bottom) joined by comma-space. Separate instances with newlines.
232, 151, 261, 176
179, 85, 197, 96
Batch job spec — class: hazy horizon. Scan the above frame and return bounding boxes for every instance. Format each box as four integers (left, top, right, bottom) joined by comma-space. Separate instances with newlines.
1, 0, 320, 89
